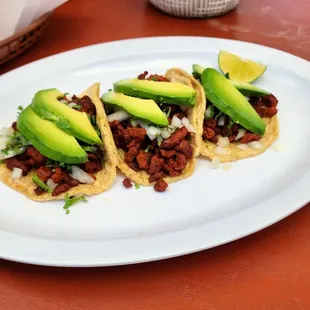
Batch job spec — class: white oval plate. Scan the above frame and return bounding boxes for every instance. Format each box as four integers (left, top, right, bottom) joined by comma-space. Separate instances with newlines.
0, 37, 310, 267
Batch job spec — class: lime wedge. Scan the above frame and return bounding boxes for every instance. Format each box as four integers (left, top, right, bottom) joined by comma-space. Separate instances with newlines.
218, 50, 267, 83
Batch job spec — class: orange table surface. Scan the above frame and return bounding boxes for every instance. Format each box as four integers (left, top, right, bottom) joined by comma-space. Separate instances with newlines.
1, 0, 310, 309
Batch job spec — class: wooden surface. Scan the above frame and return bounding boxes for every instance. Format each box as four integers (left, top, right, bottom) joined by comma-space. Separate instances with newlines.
1, 0, 310, 309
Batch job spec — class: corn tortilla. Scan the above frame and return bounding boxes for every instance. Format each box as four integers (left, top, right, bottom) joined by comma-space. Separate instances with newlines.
0, 83, 118, 201
200, 115, 279, 162
116, 68, 206, 185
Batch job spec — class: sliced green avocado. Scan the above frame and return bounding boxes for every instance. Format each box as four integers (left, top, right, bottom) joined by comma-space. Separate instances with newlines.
101, 91, 169, 127
192, 64, 270, 97
201, 68, 266, 136
31, 89, 102, 145
227, 81, 270, 97
18, 106, 87, 164
113, 78, 196, 107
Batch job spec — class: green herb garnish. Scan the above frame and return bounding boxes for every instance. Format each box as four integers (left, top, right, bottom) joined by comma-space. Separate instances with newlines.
214, 110, 223, 120
164, 106, 171, 118
16, 105, 24, 117
144, 145, 150, 153
82, 145, 97, 153
134, 183, 140, 190
1, 131, 30, 157
72, 104, 82, 110
227, 118, 235, 130
32, 174, 52, 193
63, 193, 87, 215
45, 159, 73, 172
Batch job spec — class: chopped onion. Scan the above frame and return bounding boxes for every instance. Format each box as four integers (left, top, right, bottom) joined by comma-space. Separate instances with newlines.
171, 115, 182, 128
215, 146, 230, 156
0, 128, 13, 150
248, 141, 262, 149
217, 115, 225, 126
147, 126, 161, 140
184, 123, 196, 133
68, 102, 76, 108
235, 128, 246, 140
236, 143, 249, 151
0, 149, 21, 160
211, 157, 221, 169
0, 127, 14, 137
204, 106, 213, 119
137, 121, 149, 129
181, 117, 190, 125
161, 128, 171, 139
70, 166, 95, 184
107, 110, 130, 123
47, 179, 58, 190
12, 168, 22, 180
167, 125, 176, 132
180, 105, 187, 111
157, 135, 163, 146
130, 119, 139, 127
0, 137, 8, 150
217, 137, 230, 147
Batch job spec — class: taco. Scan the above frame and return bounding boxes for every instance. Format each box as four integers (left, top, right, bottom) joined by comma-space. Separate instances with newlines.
101, 68, 206, 192
0, 83, 117, 202
192, 66, 279, 163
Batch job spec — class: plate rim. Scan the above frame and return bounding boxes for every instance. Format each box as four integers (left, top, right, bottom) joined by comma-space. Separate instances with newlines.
1, 36, 310, 267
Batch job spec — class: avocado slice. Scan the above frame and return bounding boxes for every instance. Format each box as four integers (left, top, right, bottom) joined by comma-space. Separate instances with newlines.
192, 64, 270, 97
113, 78, 196, 107
31, 89, 102, 145
201, 68, 266, 136
18, 106, 87, 164
101, 91, 169, 127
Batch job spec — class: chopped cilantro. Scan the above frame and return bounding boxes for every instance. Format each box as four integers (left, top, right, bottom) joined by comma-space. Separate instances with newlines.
227, 118, 235, 130
17, 105, 24, 117
72, 104, 82, 110
63, 193, 87, 214
82, 145, 97, 153
91, 115, 97, 124
164, 106, 171, 118
214, 110, 223, 120
32, 174, 52, 193
144, 145, 150, 153
205, 105, 215, 120
134, 183, 140, 190
45, 159, 73, 172
1, 131, 29, 157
